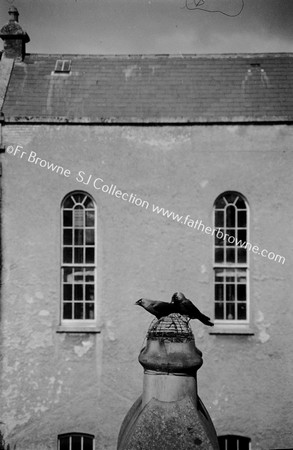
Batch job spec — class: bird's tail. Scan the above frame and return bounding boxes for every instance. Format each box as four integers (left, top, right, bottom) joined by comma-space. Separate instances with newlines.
199, 313, 214, 327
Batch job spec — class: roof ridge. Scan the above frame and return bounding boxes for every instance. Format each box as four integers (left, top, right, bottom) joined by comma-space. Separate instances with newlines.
23, 52, 293, 59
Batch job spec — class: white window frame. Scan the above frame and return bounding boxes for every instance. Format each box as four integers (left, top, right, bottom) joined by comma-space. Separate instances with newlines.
60, 192, 98, 331
213, 192, 250, 327
54, 59, 72, 73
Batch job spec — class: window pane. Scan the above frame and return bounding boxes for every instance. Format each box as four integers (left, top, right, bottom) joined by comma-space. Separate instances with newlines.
226, 248, 235, 263
63, 268, 73, 282
215, 302, 224, 319
86, 248, 95, 263
74, 208, 84, 227
86, 229, 95, 244
224, 193, 237, 204
215, 231, 224, 246
237, 229, 246, 243
226, 303, 235, 320
74, 303, 84, 319
63, 284, 72, 300
85, 303, 95, 319
74, 268, 84, 282
85, 211, 95, 227
59, 436, 70, 450
74, 248, 84, 263
85, 269, 95, 282
226, 205, 235, 227
63, 248, 72, 263
237, 284, 246, 301
63, 196, 75, 208
86, 284, 95, 300
63, 229, 72, 245
215, 248, 224, 263
215, 284, 224, 301
226, 284, 235, 301
63, 303, 72, 319
215, 211, 224, 227
237, 303, 247, 320
225, 270, 235, 281
74, 284, 83, 300
62, 60, 71, 72
226, 229, 235, 246
215, 196, 226, 208
215, 269, 224, 281
237, 270, 246, 283
63, 211, 72, 227
239, 437, 250, 450
84, 197, 94, 208
75, 229, 84, 245
84, 437, 93, 450
235, 197, 246, 208
75, 194, 85, 204
237, 248, 247, 263
238, 210, 246, 227
72, 435, 82, 450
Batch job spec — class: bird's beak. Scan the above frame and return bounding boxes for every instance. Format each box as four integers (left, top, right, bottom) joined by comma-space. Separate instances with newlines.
135, 299, 141, 305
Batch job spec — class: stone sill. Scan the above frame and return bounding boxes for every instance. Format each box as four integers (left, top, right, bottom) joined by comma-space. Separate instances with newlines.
209, 325, 254, 336
56, 325, 101, 334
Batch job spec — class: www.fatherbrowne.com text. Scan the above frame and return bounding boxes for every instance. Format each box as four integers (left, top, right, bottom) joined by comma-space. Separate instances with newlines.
6, 146, 286, 265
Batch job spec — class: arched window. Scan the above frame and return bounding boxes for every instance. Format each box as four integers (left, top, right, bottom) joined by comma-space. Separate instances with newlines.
58, 433, 95, 450
218, 434, 251, 450
213, 192, 249, 323
61, 192, 97, 325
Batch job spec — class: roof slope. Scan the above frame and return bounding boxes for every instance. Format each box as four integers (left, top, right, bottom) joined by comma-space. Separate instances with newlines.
2, 53, 293, 123
0, 58, 13, 111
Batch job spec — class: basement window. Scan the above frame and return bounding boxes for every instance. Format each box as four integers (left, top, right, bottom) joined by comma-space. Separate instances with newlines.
218, 435, 251, 450
58, 433, 95, 450
54, 59, 72, 73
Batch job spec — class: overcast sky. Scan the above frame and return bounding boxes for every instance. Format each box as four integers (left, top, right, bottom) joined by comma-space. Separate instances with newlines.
1, 0, 293, 55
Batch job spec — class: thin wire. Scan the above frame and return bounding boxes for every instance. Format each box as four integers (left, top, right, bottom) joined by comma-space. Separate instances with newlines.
185, 0, 244, 17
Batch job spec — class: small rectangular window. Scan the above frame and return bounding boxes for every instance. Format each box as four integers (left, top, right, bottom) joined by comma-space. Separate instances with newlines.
54, 59, 72, 73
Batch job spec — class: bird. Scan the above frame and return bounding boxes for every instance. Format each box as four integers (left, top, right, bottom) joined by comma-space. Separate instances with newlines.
135, 298, 176, 319
171, 292, 214, 326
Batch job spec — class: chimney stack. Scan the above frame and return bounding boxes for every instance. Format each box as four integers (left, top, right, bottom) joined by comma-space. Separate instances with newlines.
0, 7, 30, 61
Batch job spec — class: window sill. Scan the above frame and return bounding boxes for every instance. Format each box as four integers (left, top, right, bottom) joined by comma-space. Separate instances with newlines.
56, 325, 101, 333
209, 324, 254, 335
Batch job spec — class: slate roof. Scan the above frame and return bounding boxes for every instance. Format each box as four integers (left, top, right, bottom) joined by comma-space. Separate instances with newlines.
0, 58, 13, 111
1, 53, 293, 123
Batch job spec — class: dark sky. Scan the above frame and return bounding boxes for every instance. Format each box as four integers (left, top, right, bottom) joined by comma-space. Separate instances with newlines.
1, 0, 293, 54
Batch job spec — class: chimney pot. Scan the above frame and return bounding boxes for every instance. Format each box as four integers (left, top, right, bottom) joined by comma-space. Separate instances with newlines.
117, 314, 220, 450
8, 7, 19, 22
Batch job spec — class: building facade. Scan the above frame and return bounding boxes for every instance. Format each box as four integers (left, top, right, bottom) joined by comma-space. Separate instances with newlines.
0, 7, 292, 450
